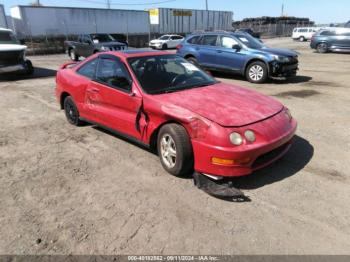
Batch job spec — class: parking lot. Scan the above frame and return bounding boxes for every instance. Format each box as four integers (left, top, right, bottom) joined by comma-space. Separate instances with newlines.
0, 37, 349, 255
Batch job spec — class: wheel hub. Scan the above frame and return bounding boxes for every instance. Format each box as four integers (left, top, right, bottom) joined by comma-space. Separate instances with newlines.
249, 65, 264, 81
160, 134, 177, 168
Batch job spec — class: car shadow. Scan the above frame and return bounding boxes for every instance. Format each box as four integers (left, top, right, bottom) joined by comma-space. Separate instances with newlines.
90, 125, 313, 202
232, 135, 314, 190
211, 71, 312, 85
0, 67, 57, 82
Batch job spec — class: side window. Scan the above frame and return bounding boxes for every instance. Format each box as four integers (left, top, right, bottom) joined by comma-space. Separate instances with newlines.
96, 58, 131, 92
201, 35, 218, 46
77, 58, 98, 79
220, 36, 239, 48
187, 35, 200, 44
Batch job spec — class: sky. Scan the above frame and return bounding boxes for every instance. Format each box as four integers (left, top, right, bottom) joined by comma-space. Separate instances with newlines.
1, 0, 349, 24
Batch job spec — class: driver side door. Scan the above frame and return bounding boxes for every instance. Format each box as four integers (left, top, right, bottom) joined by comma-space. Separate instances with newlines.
85, 54, 143, 139
214, 36, 247, 73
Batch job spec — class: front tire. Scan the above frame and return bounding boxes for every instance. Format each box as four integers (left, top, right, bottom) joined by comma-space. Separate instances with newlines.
24, 60, 34, 75
157, 124, 194, 177
64, 96, 83, 126
162, 43, 168, 50
317, 43, 328, 53
69, 49, 79, 61
246, 61, 268, 84
299, 36, 306, 42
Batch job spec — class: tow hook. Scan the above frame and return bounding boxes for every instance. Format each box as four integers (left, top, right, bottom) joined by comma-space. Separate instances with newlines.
193, 172, 250, 202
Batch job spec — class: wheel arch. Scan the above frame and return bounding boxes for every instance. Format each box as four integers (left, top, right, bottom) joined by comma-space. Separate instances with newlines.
60, 91, 71, 110
244, 58, 270, 76
149, 120, 190, 153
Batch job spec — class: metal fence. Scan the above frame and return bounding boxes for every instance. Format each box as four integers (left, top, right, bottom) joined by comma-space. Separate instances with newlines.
234, 22, 315, 38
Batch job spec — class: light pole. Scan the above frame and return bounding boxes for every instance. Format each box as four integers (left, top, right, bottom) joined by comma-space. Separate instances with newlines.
107, 0, 110, 9
205, 0, 208, 10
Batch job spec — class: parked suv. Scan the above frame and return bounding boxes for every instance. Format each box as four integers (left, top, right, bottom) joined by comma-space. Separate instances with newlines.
310, 29, 350, 53
65, 34, 127, 61
177, 32, 298, 83
0, 28, 33, 75
149, 35, 184, 50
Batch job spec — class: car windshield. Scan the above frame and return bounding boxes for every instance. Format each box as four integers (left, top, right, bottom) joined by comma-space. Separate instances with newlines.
128, 55, 218, 94
90, 34, 115, 42
0, 31, 19, 44
159, 35, 170, 40
235, 34, 264, 49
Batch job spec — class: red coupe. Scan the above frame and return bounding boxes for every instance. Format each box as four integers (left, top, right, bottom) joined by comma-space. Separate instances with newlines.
56, 51, 297, 178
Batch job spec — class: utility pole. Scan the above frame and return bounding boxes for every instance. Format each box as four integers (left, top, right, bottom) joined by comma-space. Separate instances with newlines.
281, 3, 284, 16
205, 0, 208, 11
107, 0, 110, 9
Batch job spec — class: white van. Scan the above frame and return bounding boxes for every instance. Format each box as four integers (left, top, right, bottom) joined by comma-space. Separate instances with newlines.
292, 27, 320, 42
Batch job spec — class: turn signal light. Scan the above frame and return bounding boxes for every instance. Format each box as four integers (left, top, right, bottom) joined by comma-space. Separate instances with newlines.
211, 157, 251, 166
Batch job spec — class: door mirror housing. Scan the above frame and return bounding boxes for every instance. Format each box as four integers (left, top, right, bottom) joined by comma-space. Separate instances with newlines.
232, 44, 241, 51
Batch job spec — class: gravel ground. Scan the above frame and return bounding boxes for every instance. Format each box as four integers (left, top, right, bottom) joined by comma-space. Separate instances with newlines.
0, 38, 349, 255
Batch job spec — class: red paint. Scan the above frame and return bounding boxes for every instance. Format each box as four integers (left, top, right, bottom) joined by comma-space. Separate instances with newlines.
56, 51, 297, 177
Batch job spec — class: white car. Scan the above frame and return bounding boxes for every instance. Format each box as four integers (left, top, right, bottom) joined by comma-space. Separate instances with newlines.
292, 27, 321, 42
149, 35, 184, 50
0, 28, 33, 74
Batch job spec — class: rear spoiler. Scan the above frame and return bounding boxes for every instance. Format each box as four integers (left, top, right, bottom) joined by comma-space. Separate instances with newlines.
59, 61, 78, 70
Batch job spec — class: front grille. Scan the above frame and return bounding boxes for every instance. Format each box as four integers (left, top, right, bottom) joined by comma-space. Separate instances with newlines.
252, 142, 291, 169
110, 46, 126, 51
0, 50, 23, 65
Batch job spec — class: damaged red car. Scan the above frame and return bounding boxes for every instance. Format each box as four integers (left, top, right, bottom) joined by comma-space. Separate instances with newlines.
56, 51, 297, 178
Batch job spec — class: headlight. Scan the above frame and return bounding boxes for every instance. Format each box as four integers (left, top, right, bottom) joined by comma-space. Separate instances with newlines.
229, 132, 243, 146
101, 46, 109, 51
244, 130, 256, 142
272, 55, 290, 63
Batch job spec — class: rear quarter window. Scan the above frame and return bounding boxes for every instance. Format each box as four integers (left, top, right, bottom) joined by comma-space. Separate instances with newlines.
187, 35, 200, 44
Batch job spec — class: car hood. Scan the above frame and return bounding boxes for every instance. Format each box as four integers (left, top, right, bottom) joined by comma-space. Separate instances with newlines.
155, 82, 284, 127
260, 47, 298, 57
0, 44, 27, 51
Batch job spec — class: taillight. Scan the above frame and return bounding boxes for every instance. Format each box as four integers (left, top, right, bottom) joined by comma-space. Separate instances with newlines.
176, 44, 183, 50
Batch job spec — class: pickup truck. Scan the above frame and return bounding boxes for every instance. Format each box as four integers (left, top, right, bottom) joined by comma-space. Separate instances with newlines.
0, 27, 33, 75
64, 33, 128, 61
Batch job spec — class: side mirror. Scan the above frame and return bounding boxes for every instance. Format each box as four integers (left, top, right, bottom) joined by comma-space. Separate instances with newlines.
232, 44, 241, 51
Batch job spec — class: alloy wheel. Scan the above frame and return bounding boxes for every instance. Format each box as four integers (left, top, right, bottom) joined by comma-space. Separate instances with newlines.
160, 134, 177, 169
249, 65, 264, 81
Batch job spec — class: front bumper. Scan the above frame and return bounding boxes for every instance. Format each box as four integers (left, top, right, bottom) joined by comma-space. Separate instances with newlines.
269, 60, 298, 77
149, 43, 163, 49
191, 115, 297, 177
0, 63, 26, 74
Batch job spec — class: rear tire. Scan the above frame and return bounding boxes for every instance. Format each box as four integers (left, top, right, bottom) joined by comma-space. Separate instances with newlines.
317, 43, 328, 53
64, 96, 83, 126
246, 61, 268, 84
157, 124, 194, 177
69, 49, 79, 61
186, 56, 199, 66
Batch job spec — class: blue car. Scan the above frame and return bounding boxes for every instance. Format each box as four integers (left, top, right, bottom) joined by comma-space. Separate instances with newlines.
310, 29, 350, 53
176, 32, 299, 83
